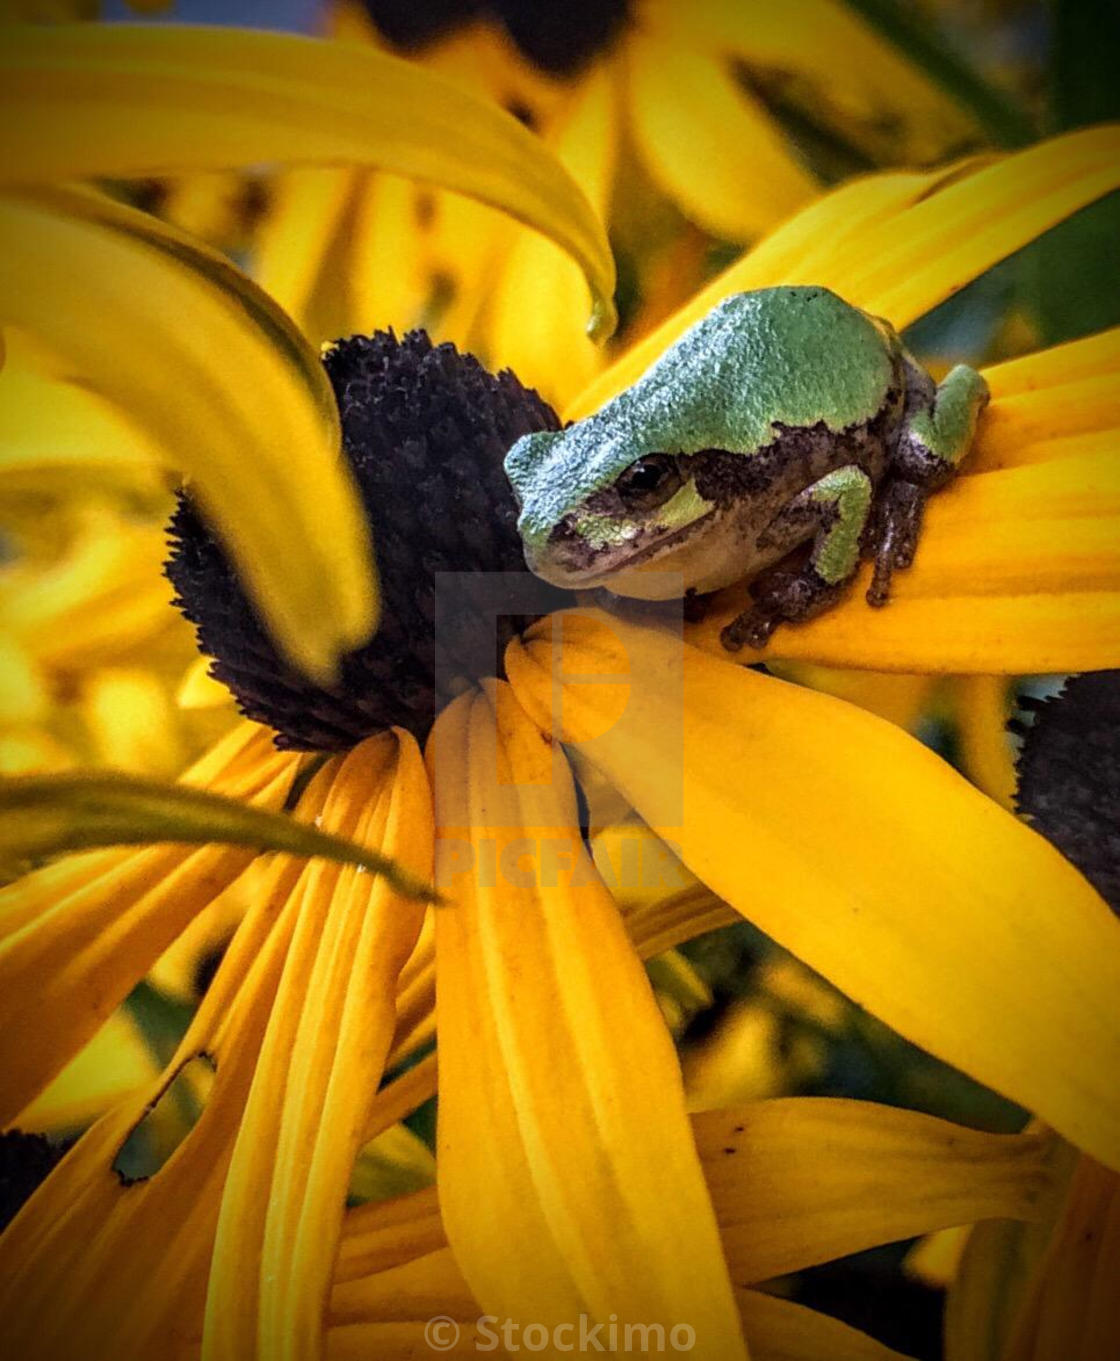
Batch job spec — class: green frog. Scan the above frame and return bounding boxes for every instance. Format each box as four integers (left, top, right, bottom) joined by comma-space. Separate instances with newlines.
504, 286, 988, 648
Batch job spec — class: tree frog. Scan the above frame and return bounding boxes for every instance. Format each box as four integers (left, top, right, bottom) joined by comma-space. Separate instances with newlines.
504, 287, 988, 648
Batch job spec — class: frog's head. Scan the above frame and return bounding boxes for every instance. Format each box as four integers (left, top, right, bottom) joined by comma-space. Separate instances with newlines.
504, 425, 718, 601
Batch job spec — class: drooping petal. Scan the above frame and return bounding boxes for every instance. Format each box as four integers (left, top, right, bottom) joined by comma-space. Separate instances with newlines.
689, 451, 1120, 674
0, 22, 616, 336
426, 680, 747, 1359
695, 1099, 1053, 1282
325, 1098, 1051, 1358
0, 185, 373, 683
203, 733, 431, 1361
568, 126, 1120, 413
0, 767, 434, 894
335, 1186, 444, 1287
506, 613, 1120, 1170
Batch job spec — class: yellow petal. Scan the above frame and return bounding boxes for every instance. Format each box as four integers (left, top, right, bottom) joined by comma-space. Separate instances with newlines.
645, 0, 977, 164
625, 36, 816, 242
838, 126, 1120, 329
335, 1185, 445, 1287
0, 767, 435, 896
568, 126, 1119, 414
1000, 1154, 1120, 1361
689, 451, 1120, 674
363, 1059, 439, 1158
330, 1246, 475, 1327
0, 773, 329, 1361
349, 1123, 436, 1204
80, 668, 184, 779
0, 724, 298, 1122
204, 733, 431, 1361
975, 328, 1120, 472
0, 185, 374, 683
16, 1007, 158, 1132
487, 59, 616, 408
952, 676, 1016, 810
253, 167, 358, 335
737, 1291, 915, 1361
566, 164, 959, 417
904, 1225, 970, 1289
426, 680, 747, 1358
943, 1138, 1080, 1361
0, 22, 616, 337
506, 612, 1120, 1169
176, 656, 235, 712
696, 1099, 1053, 1282
0, 633, 46, 729
0, 356, 164, 489
1, 511, 178, 675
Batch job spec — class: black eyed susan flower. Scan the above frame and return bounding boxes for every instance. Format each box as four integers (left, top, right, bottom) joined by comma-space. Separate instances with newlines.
232, 0, 996, 411
2, 19, 1120, 1361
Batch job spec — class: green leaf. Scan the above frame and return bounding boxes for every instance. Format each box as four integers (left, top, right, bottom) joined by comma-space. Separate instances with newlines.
0, 771, 438, 902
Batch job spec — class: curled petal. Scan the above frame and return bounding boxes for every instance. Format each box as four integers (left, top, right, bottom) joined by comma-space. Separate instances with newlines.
696, 1099, 1054, 1282
0, 186, 373, 682
0, 23, 616, 336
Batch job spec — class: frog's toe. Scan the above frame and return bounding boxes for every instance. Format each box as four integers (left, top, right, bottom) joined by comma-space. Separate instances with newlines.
866, 479, 926, 606
720, 609, 777, 651
720, 564, 845, 651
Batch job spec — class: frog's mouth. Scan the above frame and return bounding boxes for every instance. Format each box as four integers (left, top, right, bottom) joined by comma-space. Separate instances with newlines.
527, 506, 719, 598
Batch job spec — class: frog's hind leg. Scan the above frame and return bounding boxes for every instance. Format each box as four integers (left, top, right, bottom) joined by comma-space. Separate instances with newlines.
867, 361, 989, 605
721, 465, 872, 651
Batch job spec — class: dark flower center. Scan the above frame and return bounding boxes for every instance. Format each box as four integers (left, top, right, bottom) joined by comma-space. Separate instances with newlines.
361, 0, 631, 77
166, 331, 570, 750
1, 1131, 68, 1232
1015, 670, 1120, 914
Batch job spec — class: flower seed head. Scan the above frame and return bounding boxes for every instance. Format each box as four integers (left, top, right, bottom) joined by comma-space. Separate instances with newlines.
167, 330, 566, 749
1015, 670, 1120, 914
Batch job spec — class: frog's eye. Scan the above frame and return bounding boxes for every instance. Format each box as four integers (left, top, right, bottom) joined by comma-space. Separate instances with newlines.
616, 455, 683, 512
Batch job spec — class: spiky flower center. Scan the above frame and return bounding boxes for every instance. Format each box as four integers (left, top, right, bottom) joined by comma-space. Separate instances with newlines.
1015, 670, 1120, 914
167, 331, 568, 750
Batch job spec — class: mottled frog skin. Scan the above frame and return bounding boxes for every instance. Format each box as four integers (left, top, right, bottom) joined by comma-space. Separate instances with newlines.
505, 287, 988, 648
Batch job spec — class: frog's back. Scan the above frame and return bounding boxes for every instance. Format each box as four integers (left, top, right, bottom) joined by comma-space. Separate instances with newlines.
627, 286, 899, 457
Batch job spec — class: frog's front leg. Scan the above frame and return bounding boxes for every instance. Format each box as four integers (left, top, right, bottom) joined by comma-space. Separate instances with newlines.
721, 465, 872, 651
867, 363, 989, 605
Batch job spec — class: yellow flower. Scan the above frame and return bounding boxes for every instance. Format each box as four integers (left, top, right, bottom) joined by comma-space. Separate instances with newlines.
246, 0, 995, 409
2, 21, 1120, 1360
